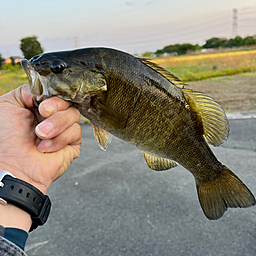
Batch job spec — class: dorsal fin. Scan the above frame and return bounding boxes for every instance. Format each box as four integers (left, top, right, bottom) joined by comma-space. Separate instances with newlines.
138, 58, 187, 88
141, 150, 177, 171
182, 89, 229, 146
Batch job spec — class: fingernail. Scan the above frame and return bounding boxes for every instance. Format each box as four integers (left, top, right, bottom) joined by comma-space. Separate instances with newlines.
37, 140, 52, 153
43, 101, 57, 115
36, 121, 54, 137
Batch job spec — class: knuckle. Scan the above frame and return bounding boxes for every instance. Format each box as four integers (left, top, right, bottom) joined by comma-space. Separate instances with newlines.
55, 97, 71, 108
71, 107, 81, 121
73, 123, 82, 136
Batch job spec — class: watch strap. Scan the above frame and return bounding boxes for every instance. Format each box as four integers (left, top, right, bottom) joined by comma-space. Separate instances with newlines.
0, 172, 51, 232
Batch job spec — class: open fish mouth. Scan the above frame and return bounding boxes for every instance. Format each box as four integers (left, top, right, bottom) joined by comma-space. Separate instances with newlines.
21, 59, 49, 103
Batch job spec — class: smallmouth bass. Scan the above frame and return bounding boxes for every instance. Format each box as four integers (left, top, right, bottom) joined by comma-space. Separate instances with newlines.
21, 47, 255, 220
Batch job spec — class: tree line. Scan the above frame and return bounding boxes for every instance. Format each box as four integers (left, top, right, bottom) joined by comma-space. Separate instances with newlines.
0, 36, 43, 68
154, 35, 256, 56
1, 35, 256, 68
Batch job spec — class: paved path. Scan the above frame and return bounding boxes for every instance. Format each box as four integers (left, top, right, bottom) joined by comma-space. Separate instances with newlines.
26, 118, 256, 256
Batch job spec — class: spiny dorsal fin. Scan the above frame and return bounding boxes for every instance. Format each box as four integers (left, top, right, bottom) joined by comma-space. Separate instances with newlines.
141, 150, 177, 171
91, 123, 112, 151
138, 58, 187, 88
182, 89, 229, 146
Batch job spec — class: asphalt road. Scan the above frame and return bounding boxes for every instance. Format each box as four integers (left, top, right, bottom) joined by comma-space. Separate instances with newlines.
26, 117, 256, 256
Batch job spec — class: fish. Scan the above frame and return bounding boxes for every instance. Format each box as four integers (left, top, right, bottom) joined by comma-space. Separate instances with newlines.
21, 47, 255, 220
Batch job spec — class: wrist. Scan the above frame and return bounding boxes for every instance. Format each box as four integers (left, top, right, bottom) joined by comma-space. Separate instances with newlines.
0, 163, 50, 195
0, 172, 51, 232
0, 203, 32, 233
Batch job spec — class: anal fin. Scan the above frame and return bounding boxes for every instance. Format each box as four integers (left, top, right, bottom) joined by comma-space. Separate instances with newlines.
91, 123, 113, 151
141, 150, 177, 171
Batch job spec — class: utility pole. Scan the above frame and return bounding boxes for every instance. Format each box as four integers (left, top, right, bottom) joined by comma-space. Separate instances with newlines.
232, 8, 238, 38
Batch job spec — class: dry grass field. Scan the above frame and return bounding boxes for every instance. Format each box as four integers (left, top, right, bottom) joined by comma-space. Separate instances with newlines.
154, 50, 256, 81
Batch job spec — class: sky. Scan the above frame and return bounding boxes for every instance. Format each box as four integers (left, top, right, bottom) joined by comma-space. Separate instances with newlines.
1, 0, 256, 58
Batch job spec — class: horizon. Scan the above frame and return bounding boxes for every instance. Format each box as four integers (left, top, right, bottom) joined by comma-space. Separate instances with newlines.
1, 0, 256, 58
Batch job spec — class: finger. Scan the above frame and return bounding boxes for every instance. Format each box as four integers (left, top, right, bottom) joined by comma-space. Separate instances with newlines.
21, 84, 34, 109
35, 106, 80, 139
50, 143, 81, 183
38, 97, 72, 118
37, 123, 82, 153
4, 84, 33, 109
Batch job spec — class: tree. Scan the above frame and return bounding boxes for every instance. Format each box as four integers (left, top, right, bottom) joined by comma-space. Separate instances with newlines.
243, 36, 256, 46
141, 51, 153, 58
155, 44, 180, 56
203, 37, 228, 48
10, 56, 15, 66
0, 54, 5, 68
225, 36, 244, 48
20, 36, 44, 59
177, 43, 196, 55
162, 44, 180, 54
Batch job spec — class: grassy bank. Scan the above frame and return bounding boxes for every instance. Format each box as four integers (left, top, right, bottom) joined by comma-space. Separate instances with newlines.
0, 68, 27, 95
154, 49, 256, 81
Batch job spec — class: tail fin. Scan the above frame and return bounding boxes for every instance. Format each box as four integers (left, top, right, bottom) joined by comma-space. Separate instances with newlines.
196, 165, 255, 220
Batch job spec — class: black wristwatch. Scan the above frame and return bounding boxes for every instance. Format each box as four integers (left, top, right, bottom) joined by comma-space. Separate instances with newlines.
0, 171, 51, 232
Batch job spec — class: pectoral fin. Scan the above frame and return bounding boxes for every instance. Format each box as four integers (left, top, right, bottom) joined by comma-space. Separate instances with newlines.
141, 150, 177, 171
91, 123, 112, 151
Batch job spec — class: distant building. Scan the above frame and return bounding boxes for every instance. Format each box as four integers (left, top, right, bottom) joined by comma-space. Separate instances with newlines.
5, 56, 23, 64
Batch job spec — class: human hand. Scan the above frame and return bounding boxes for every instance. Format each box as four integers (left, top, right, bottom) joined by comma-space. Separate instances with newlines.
0, 84, 82, 194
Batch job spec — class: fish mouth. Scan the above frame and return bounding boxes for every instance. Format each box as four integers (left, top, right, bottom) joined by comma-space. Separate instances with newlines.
21, 59, 49, 103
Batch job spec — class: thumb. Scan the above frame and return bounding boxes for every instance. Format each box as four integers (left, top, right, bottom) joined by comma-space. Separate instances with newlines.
21, 84, 34, 108
3, 84, 34, 109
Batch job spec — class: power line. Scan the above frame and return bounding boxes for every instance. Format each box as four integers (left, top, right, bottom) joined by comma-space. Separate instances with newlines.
17, 5, 256, 55
78, 16, 231, 48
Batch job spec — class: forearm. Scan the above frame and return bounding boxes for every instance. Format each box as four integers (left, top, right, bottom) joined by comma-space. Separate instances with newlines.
0, 204, 32, 233
0, 204, 30, 253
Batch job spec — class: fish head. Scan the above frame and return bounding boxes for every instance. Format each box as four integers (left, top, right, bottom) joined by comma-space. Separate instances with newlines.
21, 50, 107, 104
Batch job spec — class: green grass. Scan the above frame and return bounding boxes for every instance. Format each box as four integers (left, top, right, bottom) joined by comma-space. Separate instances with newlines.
176, 66, 256, 81
210, 77, 224, 81
240, 72, 256, 77
0, 68, 27, 95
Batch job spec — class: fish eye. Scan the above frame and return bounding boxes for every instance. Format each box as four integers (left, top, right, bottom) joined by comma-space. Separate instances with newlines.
50, 61, 66, 74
